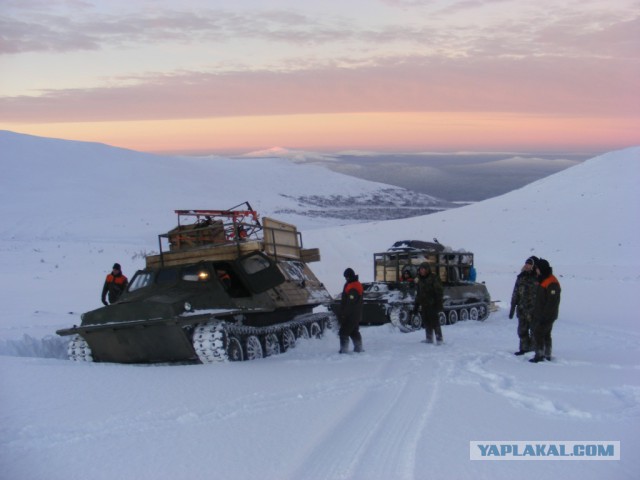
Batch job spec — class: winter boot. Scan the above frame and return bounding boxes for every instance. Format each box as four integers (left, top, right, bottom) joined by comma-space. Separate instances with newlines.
425, 329, 434, 344
339, 337, 350, 354
353, 339, 364, 353
515, 337, 529, 355
543, 338, 552, 361
529, 350, 545, 363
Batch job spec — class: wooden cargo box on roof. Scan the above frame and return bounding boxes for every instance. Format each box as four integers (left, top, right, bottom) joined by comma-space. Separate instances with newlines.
167, 219, 226, 251
373, 251, 473, 284
145, 217, 320, 269
374, 253, 440, 282
145, 240, 264, 269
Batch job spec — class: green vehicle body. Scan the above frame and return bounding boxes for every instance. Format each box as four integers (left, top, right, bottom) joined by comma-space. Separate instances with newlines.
331, 240, 492, 332
57, 204, 333, 363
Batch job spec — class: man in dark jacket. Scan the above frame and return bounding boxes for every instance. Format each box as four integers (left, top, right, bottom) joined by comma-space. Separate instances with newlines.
510, 256, 539, 355
530, 258, 561, 363
413, 262, 444, 344
101, 263, 129, 306
339, 268, 364, 353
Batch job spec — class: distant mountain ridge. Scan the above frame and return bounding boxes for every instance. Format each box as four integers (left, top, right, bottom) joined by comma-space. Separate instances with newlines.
0, 130, 455, 241
238, 145, 590, 202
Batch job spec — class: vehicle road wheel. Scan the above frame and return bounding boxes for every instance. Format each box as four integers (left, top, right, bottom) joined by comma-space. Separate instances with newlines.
389, 306, 402, 327
448, 310, 458, 325
389, 306, 411, 332
265, 333, 281, 357
309, 322, 322, 339
245, 335, 263, 360
459, 309, 469, 321
394, 307, 422, 332
469, 307, 479, 321
281, 329, 296, 352
478, 305, 488, 321
409, 310, 422, 330
296, 325, 310, 339
325, 315, 336, 331
227, 336, 244, 362
438, 312, 447, 326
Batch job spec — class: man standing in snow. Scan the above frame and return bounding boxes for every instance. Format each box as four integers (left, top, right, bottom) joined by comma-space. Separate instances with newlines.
101, 263, 128, 306
339, 268, 364, 354
509, 256, 539, 355
530, 258, 561, 363
413, 262, 444, 345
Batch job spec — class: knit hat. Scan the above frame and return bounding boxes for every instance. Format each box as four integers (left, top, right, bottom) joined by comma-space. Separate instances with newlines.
113, 263, 121, 270
418, 262, 432, 277
536, 258, 552, 278
525, 256, 538, 266
343, 268, 356, 281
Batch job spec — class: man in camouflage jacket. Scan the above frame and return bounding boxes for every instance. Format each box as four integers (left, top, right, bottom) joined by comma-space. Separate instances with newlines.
510, 256, 539, 355
413, 262, 444, 344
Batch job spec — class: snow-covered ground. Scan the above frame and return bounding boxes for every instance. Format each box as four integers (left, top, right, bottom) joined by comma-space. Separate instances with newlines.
0, 131, 638, 480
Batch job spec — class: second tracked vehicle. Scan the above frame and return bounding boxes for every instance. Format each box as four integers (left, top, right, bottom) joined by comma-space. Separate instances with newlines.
57, 203, 333, 364
331, 240, 492, 332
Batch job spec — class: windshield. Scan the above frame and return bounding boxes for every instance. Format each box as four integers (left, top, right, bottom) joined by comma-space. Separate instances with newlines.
128, 272, 153, 292
241, 254, 271, 274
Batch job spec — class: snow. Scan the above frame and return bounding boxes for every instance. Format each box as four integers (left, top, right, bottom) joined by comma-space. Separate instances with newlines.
0, 131, 639, 480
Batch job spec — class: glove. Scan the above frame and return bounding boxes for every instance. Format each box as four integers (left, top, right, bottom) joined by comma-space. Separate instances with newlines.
509, 305, 515, 319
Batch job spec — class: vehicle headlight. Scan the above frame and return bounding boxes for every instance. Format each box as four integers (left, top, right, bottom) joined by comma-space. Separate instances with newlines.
184, 302, 192, 312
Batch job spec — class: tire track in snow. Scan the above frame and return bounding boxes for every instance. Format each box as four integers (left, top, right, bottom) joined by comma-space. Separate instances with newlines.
1, 373, 399, 451
351, 355, 453, 480
286, 351, 450, 480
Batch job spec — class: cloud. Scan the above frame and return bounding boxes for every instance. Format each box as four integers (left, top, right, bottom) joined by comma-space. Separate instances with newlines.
1, 53, 637, 123
1, 1, 637, 128
0, 8, 353, 55
2, 2, 637, 59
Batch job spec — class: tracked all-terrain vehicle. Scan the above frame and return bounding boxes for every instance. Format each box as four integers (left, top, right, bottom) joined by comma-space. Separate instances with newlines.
57, 203, 333, 363
332, 240, 491, 332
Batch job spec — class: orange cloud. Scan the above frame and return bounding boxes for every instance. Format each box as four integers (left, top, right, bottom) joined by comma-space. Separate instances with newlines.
4, 112, 637, 154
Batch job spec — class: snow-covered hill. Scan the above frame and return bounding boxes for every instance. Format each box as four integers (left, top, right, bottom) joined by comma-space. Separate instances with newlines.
0, 130, 452, 240
0, 132, 638, 480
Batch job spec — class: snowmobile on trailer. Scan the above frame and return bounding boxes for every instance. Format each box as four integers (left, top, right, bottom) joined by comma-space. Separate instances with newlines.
331, 240, 491, 332
56, 202, 333, 363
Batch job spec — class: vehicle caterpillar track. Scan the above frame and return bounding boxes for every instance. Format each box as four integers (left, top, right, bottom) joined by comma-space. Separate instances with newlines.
68, 335, 93, 362
191, 312, 331, 363
385, 301, 490, 333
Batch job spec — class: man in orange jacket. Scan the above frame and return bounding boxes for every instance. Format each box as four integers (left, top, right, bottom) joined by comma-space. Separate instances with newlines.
530, 258, 561, 363
339, 268, 364, 354
101, 263, 129, 306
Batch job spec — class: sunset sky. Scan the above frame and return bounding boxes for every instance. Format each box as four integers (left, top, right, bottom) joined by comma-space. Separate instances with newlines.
1, 0, 638, 154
